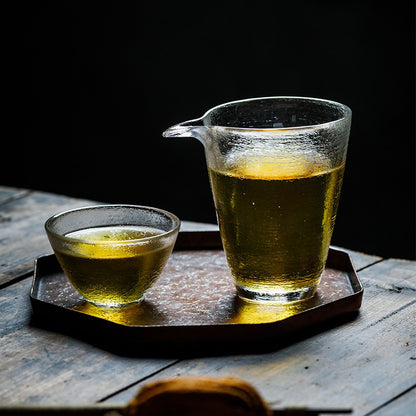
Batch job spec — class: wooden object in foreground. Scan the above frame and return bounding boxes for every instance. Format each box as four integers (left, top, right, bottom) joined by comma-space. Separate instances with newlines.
0, 377, 353, 415
126, 377, 271, 416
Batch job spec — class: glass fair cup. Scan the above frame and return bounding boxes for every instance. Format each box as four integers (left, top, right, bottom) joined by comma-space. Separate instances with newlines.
164, 97, 351, 304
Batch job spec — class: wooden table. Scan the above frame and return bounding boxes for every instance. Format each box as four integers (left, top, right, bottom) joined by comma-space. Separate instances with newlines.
1, 186, 415, 415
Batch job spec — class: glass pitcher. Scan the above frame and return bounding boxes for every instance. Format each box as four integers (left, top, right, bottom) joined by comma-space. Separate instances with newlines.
164, 97, 351, 303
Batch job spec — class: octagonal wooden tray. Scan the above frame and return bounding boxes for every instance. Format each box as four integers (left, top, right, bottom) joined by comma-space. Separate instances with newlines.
30, 231, 363, 354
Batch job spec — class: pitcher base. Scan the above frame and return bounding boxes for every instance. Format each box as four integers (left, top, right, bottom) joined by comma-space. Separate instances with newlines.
236, 284, 318, 304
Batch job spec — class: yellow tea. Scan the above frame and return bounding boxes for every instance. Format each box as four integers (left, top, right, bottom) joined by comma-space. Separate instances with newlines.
209, 153, 344, 302
55, 225, 173, 307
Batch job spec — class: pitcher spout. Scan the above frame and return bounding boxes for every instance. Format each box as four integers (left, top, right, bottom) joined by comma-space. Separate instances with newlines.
163, 118, 206, 142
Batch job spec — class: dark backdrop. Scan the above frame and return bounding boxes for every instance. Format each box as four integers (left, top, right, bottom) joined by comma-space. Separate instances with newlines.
7, 1, 415, 259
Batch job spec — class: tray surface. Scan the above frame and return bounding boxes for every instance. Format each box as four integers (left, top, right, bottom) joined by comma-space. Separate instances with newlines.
30, 231, 363, 345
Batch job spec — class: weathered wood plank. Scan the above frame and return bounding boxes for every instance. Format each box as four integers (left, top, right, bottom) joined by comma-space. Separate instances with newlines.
331, 244, 382, 271
0, 191, 99, 286
0, 187, 30, 205
359, 257, 416, 290
0, 277, 178, 405
372, 385, 416, 416
105, 258, 416, 416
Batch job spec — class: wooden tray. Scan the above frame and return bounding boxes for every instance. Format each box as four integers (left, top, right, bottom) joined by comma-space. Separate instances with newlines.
30, 231, 363, 353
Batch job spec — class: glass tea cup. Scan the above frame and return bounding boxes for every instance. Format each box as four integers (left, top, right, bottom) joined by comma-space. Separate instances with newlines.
45, 204, 180, 307
164, 96, 351, 304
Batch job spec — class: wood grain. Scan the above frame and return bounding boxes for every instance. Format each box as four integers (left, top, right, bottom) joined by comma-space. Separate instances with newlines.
370, 386, 416, 416
0, 189, 97, 286
0, 187, 30, 205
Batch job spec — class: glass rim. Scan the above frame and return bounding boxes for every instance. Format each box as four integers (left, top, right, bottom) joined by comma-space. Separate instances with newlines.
45, 204, 181, 245
202, 96, 352, 132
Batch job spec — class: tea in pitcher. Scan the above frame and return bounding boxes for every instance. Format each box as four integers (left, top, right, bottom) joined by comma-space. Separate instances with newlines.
209, 152, 344, 303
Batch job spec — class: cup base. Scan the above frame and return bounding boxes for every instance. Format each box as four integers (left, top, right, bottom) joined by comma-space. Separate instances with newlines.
236, 284, 318, 304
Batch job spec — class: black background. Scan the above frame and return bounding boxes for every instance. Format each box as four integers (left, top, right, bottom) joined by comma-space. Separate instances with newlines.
6, 1, 415, 259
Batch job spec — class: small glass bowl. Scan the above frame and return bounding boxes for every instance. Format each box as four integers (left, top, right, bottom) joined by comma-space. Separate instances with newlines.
45, 204, 180, 307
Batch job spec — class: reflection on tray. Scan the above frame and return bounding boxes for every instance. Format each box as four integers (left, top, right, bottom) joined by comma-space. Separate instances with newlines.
228, 296, 319, 324
73, 295, 314, 326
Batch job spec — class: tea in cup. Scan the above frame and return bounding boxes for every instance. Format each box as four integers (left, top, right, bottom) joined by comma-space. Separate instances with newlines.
45, 205, 180, 307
